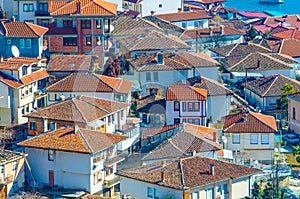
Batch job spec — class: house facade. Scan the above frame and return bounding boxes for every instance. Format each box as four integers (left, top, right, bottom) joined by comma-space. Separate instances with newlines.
223, 111, 277, 164
165, 85, 207, 126
0, 150, 26, 198
138, 0, 183, 16
45, 0, 117, 55
288, 92, 300, 136
18, 127, 128, 196
0, 57, 49, 126
0, 21, 48, 58
118, 155, 260, 199
46, 73, 133, 105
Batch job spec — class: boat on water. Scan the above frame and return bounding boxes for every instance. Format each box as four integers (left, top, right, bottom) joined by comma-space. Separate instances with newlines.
259, 0, 283, 4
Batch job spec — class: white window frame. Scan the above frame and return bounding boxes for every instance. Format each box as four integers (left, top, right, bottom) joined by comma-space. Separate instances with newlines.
250, 134, 258, 144
232, 133, 240, 144
261, 133, 269, 144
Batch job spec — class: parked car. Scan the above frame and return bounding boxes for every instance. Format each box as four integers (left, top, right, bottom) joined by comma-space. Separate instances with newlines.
282, 134, 300, 145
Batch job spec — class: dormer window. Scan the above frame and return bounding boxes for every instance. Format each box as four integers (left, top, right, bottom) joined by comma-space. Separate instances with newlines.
22, 66, 27, 76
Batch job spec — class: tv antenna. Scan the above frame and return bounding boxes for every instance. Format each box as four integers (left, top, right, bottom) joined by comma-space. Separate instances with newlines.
11, 45, 20, 57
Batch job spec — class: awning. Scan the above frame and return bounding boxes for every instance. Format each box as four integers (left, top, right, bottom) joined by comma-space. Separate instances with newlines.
88, 119, 105, 128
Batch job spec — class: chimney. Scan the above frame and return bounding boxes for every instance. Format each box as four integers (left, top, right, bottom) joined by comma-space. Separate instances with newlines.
161, 171, 165, 182
11, 16, 15, 22
220, 25, 224, 35
209, 26, 213, 36
150, 11, 155, 16
213, 132, 217, 142
178, 8, 182, 13
257, 59, 260, 68
210, 164, 215, 176
76, 2, 80, 14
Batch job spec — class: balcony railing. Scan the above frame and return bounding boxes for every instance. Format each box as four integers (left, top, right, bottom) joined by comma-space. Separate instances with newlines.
35, 10, 50, 16
0, 175, 14, 185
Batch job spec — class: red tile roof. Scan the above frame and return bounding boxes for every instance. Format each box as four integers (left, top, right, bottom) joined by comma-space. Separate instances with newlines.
238, 11, 270, 19
180, 26, 243, 39
279, 39, 300, 57
166, 85, 207, 101
49, 0, 117, 16
18, 127, 127, 154
46, 73, 132, 93
155, 10, 211, 22
264, 15, 300, 28
0, 57, 44, 71
118, 156, 261, 190
1, 21, 48, 37
223, 111, 277, 133
271, 29, 300, 40
141, 124, 182, 140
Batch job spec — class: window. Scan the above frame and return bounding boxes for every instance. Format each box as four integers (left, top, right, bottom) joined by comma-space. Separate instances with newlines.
12, 161, 17, 171
23, 3, 34, 12
23, 4, 28, 12
48, 150, 54, 161
147, 187, 153, 197
104, 19, 110, 33
146, 72, 151, 82
63, 37, 77, 46
261, 134, 269, 144
96, 36, 101, 46
174, 101, 180, 111
153, 72, 158, 82
7, 39, 11, 45
22, 108, 25, 115
250, 134, 258, 144
182, 102, 187, 112
38, 2, 48, 12
25, 105, 29, 113
20, 39, 25, 48
30, 121, 36, 130
96, 19, 101, 29
194, 21, 199, 28
86, 36, 92, 46
154, 188, 159, 199
93, 171, 102, 184
158, 4, 162, 8
81, 20, 91, 29
22, 66, 27, 76
182, 22, 187, 28
28, 4, 34, 11
26, 39, 31, 48
40, 19, 49, 27
194, 102, 200, 111
174, 118, 180, 124
293, 107, 296, 120
63, 20, 72, 28
232, 133, 240, 144
188, 102, 193, 111
105, 166, 113, 176
223, 184, 228, 194
48, 122, 55, 131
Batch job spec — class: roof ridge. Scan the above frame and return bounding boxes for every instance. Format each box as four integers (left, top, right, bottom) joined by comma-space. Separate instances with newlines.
228, 53, 252, 71
92, 74, 116, 92
72, 98, 89, 123
51, 0, 74, 15
179, 159, 186, 188
79, 96, 110, 115
259, 75, 277, 97
226, 42, 239, 57
46, 73, 74, 90
263, 53, 292, 67
250, 112, 277, 132
76, 128, 93, 153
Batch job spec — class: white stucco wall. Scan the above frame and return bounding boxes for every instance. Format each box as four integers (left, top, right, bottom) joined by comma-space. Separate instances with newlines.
194, 67, 219, 82
207, 95, 230, 123
232, 177, 250, 199
140, 0, 183, 16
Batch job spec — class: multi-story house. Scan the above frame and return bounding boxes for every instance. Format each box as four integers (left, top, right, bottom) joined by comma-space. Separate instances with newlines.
18, 127, 128, 196
119, 155, 261, 199
184, 0, 226, 11
128, 52, 220, 95
0, 20, 48, 58
223, 111, 277, 164
154, 10, 211, 29
0, 57, 49, 127
0, 150, 26, 198
45, 0, 117, 55
46, 73, 133, 105
187, 76, 233, 123
25, 95, 140, 152
165, 85, 207, 126
288, 92, 300, 136
245, 74, 300, 112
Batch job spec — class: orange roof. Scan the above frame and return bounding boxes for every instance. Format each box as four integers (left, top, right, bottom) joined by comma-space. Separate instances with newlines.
98, 75, 133, 93
166, 85, 207, 101
20, 69, 49, 85
0, 57, 43, 71
49, 0, 117, 16
2, 21, 48, 37
155, 10, 210, 22
279, 39, 300, 57
271, 29, 300, 40
18, 127, 127, 154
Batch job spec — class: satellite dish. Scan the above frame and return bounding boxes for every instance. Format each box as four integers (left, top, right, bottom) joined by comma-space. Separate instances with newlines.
222, 136, 227, 144
11, 45, 20, 57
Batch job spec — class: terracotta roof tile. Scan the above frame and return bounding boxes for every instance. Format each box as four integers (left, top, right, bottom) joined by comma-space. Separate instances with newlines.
18, 127, 127, 153
2, 21, 48, 37
47, 55, 98, 71
49, 0, 117, 16
264, 15, 300, 28
166, 85, 207, 101
136, 95, 166, 114
118, 156, 260, 190
289, 92, 300, 101
271, 29, 300, 40
223, 111, 277, 133
180, 26, 243, 40
187, 76, 232, 96
155, 10, 211, 22
279, 39, 300, 57
46, 73, 132, 93
246, 74, 300, 97
20, 69, 49, 85
25, 95, 129, 123
141, 124, 181, 140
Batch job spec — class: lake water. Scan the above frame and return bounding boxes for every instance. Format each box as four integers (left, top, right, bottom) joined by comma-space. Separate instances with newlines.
224, 0, 300, 15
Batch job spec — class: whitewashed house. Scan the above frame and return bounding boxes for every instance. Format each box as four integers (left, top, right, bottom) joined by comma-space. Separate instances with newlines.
288, 92, 300, 136
223, 111, 277, 164
187, 76, 233, 123
137, 0, 183, 16
165, 85, 207, 126
118, 155, 261, 199
25, 95, 140, 152
0, 57, 49, 127
154, 10, 211, 29
245, 74, 300, 112
128, 52, 220, 95
142, 123, 221, 165
18, 127, 128, 196
46, 73, 133, 105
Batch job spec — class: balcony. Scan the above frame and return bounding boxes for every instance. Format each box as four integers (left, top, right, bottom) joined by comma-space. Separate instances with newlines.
35, 10, 50, 16
0, 175, 14, 185
103, 176, 120, 188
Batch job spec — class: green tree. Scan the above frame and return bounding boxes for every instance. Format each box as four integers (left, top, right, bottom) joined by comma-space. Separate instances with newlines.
262, 182, 275, 199
247, 26, 258, 41
293, 144, 300, 156
251, 182, 261, 199
278, 83, 296, 110
263, 30, 272, 39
